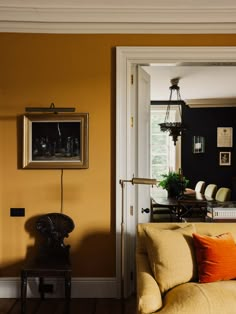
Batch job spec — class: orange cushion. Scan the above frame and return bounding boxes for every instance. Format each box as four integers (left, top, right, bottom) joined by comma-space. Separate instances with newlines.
192, 232, 236, 283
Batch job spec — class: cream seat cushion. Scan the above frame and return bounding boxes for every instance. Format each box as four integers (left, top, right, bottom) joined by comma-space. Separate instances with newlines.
144, 224, 197, 294
160, 281, 236, 314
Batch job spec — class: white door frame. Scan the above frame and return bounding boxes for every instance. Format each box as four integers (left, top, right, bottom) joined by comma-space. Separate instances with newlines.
115, 46, 236, 297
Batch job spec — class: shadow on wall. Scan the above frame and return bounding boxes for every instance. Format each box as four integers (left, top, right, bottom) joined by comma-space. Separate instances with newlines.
71, 231, 116, 277
0, 214, 116, 279
0, 215, 42, 277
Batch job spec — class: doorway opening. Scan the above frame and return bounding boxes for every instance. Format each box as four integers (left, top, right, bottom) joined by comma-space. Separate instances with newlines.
116, 46, 236, 297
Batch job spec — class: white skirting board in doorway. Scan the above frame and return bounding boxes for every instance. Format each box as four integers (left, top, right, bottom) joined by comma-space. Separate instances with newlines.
0, 277, 119, 298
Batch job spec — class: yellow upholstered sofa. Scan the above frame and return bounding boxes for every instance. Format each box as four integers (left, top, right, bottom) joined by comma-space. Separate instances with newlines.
136, 222, 236, 314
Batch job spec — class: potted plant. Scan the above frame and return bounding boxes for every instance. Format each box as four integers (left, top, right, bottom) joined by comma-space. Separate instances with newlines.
159, 171, 189, 198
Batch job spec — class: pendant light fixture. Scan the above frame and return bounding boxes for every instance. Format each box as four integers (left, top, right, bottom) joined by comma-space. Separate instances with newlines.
159, 78, 186, 145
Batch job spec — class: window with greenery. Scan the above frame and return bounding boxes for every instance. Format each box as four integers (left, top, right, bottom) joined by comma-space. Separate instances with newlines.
151, 106, 178, 197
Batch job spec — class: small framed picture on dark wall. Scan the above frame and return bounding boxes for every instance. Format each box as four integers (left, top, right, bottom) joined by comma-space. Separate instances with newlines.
219, 152, 231, 166
192, 136, 205, 154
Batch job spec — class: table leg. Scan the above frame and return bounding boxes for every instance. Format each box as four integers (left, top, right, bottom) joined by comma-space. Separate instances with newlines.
21, 270, 27, 314
39, 277, 45, 300
64, 272, 71, 313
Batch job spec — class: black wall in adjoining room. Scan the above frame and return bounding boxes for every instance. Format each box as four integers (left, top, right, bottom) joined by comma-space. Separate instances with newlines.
182, 106, 236, 200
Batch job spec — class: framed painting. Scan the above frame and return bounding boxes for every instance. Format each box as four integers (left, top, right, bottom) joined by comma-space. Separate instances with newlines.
23, 113, 89, 169
219, 151, 231, 166
217, 127, 233, 147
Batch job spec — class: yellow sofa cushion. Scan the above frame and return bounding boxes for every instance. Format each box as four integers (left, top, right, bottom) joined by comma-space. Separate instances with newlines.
136, 254, 163, 314
144, 224, 197, 294
160, 281, 236, 314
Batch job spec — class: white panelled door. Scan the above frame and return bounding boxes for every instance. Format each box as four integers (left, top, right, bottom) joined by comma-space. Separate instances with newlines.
136, 66, 152, 223
123, 65, 151, 297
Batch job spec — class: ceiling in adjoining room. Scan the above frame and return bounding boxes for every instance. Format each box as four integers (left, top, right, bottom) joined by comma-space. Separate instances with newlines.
143, 64, 236, 107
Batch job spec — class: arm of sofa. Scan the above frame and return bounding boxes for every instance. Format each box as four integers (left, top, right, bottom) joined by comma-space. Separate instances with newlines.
136, 253, 162, 314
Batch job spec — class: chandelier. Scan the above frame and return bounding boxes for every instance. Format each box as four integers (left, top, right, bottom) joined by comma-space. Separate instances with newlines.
159, 78, 186, 145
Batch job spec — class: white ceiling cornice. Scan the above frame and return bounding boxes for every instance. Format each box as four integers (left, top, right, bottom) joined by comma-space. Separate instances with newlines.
186, 99, 236, 108
1, 4, 236, 33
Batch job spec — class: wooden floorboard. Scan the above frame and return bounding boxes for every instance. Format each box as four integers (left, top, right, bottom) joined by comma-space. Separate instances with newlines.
0, 296, 136, 314
70, 299, 96, 314
9, 299, 40, 314
94, 298, 122, 314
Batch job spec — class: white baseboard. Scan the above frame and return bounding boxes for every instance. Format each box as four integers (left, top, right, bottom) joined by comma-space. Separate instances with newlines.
0, 277, 119, 299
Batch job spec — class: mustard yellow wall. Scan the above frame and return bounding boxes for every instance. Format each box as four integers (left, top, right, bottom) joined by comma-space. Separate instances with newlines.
0, 33, 236, 277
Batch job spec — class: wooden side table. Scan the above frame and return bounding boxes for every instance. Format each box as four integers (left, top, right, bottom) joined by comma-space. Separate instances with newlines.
21, 261, 71, 314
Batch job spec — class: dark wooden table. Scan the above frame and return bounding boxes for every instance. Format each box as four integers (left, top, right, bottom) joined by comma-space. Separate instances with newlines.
21, 260, 71, 314
152, 191, 211, 221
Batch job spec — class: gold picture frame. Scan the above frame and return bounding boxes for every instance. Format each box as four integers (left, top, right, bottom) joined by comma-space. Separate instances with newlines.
23, 113, 89, 169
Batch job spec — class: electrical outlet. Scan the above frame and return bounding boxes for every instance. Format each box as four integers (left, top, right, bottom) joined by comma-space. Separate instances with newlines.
39, 284, 54, 294
10, 208, 25, 217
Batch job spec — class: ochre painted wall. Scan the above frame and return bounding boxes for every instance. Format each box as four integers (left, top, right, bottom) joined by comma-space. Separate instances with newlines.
0, 34, 236, 277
